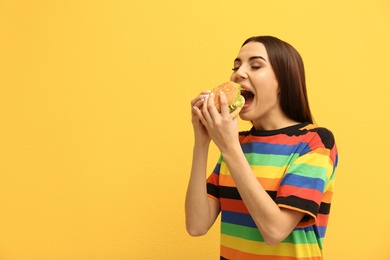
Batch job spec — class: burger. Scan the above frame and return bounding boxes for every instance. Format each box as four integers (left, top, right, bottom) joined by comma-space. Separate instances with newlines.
211, 81, 245, 118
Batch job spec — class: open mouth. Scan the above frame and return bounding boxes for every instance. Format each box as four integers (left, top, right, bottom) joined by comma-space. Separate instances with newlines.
241, 89, 254, 106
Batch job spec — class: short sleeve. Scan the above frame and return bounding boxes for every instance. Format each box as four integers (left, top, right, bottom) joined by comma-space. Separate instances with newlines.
275, 128, 338, 227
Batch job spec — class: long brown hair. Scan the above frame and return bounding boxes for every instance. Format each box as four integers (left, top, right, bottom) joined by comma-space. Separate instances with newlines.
242, 36, 314, 124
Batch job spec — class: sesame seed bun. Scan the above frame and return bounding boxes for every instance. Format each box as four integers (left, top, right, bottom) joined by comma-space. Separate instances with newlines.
211, 81, 244, 118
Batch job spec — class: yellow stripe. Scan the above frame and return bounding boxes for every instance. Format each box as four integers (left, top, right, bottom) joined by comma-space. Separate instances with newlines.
221, 234, 322, 258
294, 152, 332, 170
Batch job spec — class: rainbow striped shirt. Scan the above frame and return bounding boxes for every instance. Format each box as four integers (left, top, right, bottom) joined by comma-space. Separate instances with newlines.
207, 123, 338, 260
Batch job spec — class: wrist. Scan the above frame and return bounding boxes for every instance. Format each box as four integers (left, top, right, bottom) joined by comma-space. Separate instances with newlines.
193, 140, 210, 150
220, 141, 242, 160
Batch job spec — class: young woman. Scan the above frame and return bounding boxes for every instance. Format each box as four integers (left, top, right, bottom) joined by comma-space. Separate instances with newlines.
186, 36, 338, 260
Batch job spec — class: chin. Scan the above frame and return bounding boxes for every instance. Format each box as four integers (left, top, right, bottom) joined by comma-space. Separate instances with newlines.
238, 111, 253, 122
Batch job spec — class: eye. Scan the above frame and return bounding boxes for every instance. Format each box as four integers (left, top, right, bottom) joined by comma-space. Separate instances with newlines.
251, 65, 261, 70
232, 61, 241, 72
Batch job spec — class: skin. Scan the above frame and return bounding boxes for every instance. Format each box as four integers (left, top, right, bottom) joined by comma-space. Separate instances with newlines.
185, 42, 304, 246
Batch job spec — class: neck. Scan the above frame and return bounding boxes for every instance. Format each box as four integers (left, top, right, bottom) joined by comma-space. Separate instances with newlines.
252, 113, 301, 131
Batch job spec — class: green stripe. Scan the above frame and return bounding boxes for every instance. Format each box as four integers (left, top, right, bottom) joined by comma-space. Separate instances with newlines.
221, 222, 320, 244
243, 153, 299, 167
284, 229, 320, 244
221, 222, 264, 242
288, 163, 328, 182
217, 155, 224, 164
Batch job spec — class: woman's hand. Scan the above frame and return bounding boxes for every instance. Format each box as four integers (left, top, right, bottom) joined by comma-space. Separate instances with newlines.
193, 91, 240, 153
191, 90, 212, 146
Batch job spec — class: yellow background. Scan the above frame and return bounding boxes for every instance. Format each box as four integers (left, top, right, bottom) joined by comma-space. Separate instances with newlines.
1, 0, 389, 259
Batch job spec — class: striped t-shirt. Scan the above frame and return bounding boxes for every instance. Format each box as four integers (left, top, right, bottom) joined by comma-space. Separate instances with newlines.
207, 123, 338, 260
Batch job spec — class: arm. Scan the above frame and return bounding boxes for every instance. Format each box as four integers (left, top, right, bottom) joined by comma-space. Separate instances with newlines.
185, 143, 220, 236
185, 91, 220, 236
194, 92, 304, 245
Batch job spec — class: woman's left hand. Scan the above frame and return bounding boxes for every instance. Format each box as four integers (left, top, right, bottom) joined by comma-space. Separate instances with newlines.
193, 91, 240, 153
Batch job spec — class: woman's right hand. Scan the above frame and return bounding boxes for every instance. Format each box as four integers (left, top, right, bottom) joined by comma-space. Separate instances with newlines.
191, 90, 211, 146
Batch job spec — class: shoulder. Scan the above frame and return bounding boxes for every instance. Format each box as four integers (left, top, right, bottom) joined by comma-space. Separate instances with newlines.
302, 124, 336, 150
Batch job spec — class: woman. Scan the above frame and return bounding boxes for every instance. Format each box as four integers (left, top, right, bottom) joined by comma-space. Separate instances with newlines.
185, 36, 338, 259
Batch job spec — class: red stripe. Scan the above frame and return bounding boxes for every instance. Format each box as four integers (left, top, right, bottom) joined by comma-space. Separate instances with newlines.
316, 213, 329, 227
221, 245, 322, 260
220, 198, 249, 213
240, 131, 318, 146
206, 172, 219, 185
278, 184, 322, 203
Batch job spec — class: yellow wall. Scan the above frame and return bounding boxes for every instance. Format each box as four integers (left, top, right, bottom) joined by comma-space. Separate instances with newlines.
1, 0, 389, 259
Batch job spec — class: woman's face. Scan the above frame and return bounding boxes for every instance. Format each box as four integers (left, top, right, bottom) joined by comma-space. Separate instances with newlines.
230, 41, 284, 129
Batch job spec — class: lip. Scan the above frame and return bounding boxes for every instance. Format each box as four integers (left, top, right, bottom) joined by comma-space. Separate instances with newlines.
239, 84, 252, 92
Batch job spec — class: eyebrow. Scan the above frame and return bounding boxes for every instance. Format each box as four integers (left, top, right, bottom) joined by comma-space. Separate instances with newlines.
234, 56, 267, 63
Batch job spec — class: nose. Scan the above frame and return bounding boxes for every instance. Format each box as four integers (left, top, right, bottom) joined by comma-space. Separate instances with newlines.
232, 67, 247, 82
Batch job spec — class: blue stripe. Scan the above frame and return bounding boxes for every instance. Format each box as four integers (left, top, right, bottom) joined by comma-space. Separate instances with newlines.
212, 163, 221, 175
294, 226, 326, 239
312, 225, 327, 239
221, 210, 257, 228
241, 142, 311, 156
280, 174, 325, 192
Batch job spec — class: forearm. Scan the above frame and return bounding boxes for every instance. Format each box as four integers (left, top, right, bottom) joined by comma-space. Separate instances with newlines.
221, 144, 303, 245
185, 143, 217, 236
